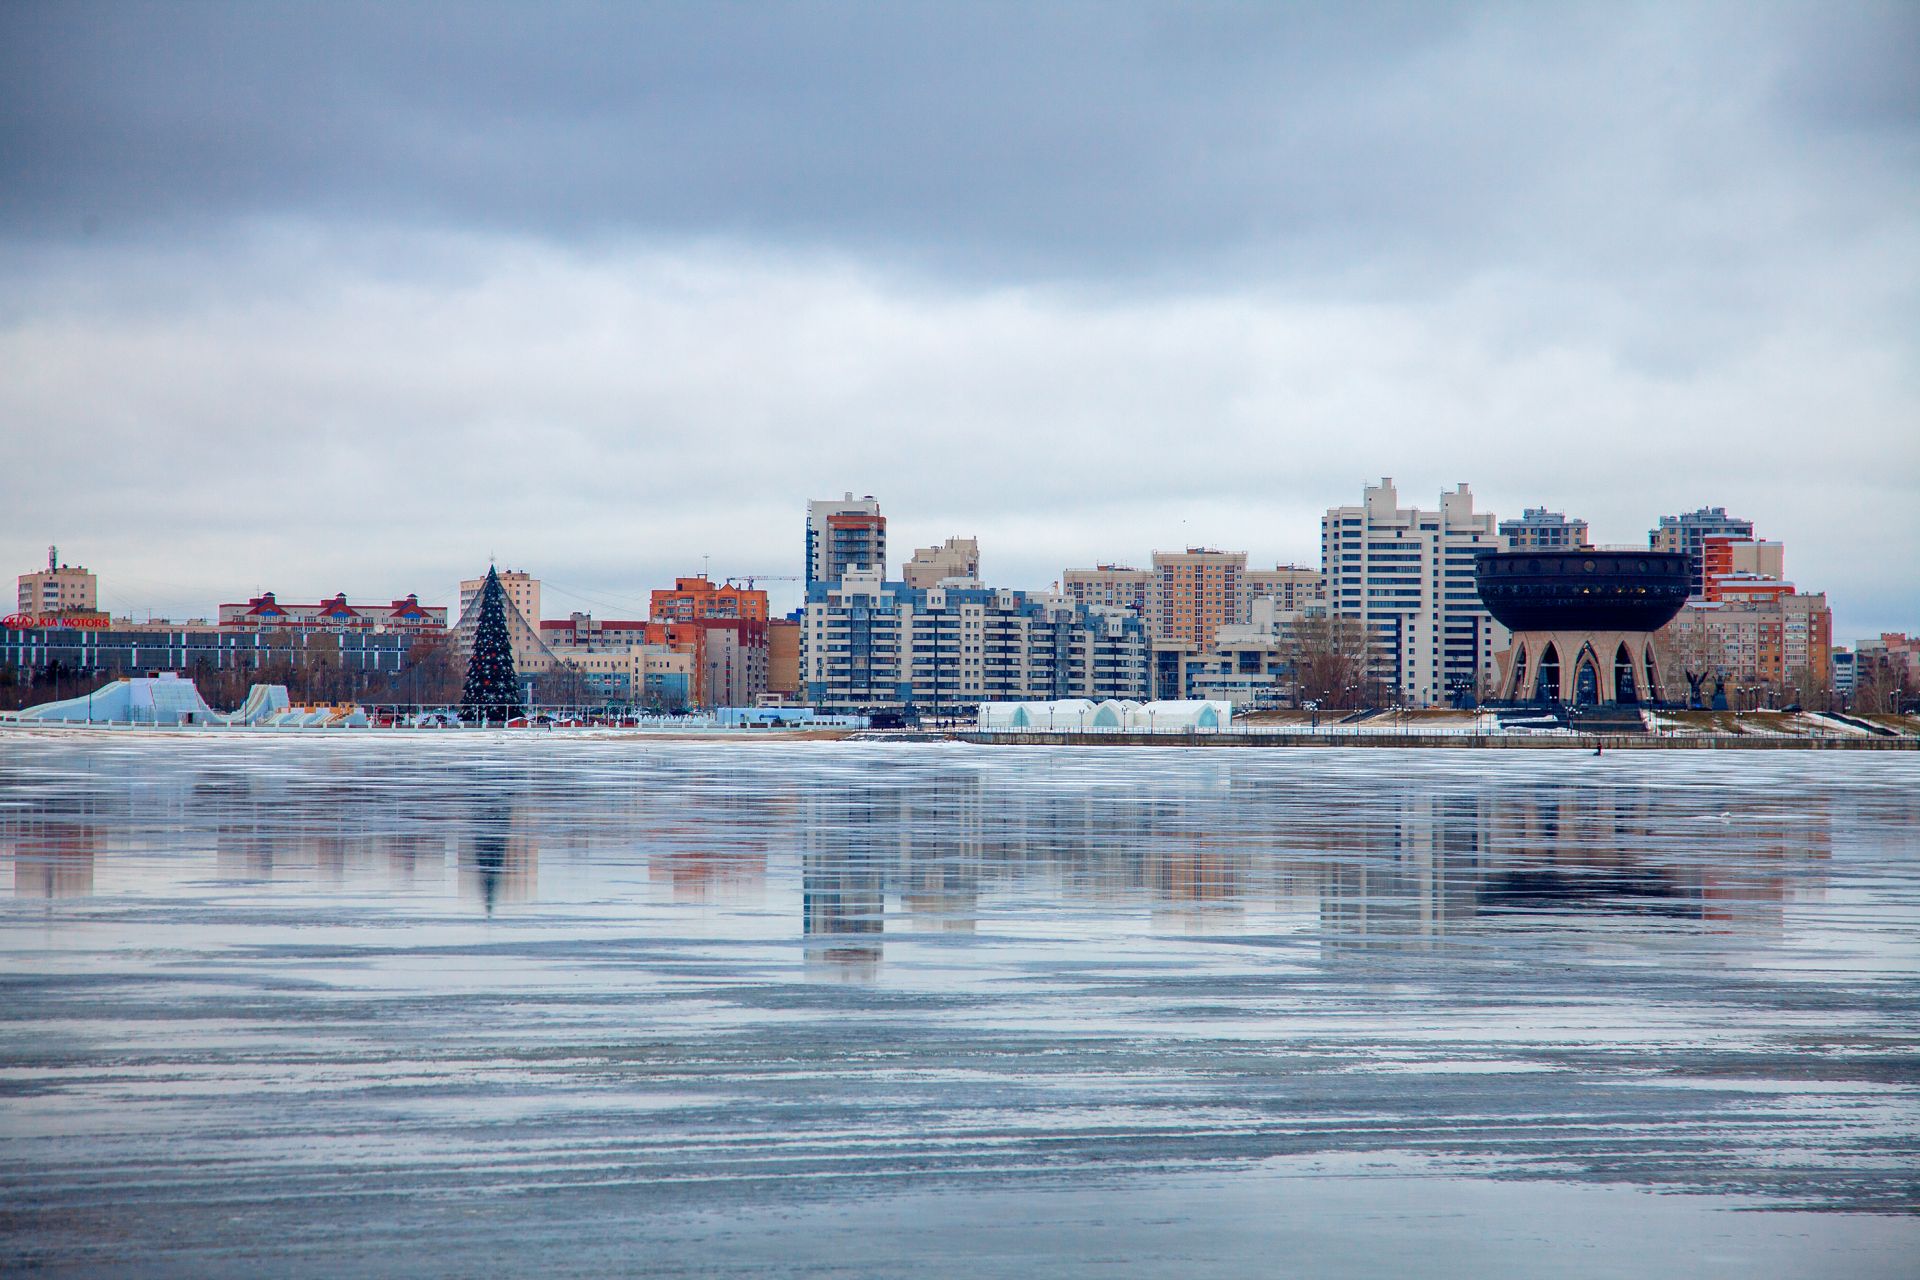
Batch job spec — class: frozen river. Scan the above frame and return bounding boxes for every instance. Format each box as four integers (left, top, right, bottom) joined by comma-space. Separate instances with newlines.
2, 734, 1917, 1276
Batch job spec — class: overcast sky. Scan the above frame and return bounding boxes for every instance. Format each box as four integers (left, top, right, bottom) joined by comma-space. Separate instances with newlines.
2, 2, 1915, 636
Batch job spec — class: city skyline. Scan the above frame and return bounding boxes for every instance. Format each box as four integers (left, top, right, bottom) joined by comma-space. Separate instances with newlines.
3, 5, 1915, 636
0, 482, 1890, 645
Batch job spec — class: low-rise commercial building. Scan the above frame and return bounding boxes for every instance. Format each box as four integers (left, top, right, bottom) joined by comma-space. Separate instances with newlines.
1, 619, 423, 678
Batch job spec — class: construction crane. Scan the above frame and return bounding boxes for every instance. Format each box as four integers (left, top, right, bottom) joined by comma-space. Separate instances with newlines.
723, 575, 802, 591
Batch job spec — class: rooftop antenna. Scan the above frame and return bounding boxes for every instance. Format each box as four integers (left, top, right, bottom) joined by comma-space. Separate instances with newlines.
49, 545, 57, 572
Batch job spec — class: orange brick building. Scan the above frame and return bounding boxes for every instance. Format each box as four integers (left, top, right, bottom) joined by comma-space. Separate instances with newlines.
649, 577, 770, 623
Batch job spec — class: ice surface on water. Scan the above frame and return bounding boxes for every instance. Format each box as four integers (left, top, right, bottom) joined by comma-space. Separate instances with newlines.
1, 734, 1917, 1277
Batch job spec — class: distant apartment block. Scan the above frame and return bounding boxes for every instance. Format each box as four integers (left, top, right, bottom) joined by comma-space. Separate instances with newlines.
1667, 593, 1832, 691
902, 537, 980, 589
538, 611, 760, 707
536, 618, 695, 706
1321, 478, 1504, 707
1062, 565, 1156, 629
16, 547, 97, 617
766, 618, 803, 699
806, 493, 886, 589
1498, 507, 1590, 550
649, 576, 770, 622
1651, 506, 1755, 598
1701, 536, 1788, 603
1242, 565, 1324, 617
1152, 548, 1246, 650
802, 569, 1149, 714
458, 569, 551, 671
218, 592, 447, 633
1856, 633, 1920, 691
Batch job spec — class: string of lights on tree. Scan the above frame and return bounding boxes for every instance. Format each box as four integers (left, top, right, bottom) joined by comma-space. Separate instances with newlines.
461, 566, 524, 724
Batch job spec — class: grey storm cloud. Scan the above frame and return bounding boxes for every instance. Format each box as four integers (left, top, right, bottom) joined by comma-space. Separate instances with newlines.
6, 2, 1912, 280
0, 2, 1916, 634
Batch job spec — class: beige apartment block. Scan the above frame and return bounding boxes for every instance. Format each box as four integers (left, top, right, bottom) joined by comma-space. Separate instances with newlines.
17, 549, 97, 617
1242, 565, 1323, 619
903, 536, 980, 589
1062, 566, 1157, 630
1152, 549, 1247, 650
458, 569, 553, 673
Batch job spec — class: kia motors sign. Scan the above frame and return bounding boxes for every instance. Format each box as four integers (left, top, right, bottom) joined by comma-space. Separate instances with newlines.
2, 613, 110, 630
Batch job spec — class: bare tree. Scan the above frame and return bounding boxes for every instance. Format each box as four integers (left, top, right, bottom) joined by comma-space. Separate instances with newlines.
1284, 613, 1372, 709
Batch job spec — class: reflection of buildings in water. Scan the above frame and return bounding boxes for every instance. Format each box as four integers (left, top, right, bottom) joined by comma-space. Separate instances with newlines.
6, 820, 99, 897
1306, 782, 1827, 950
210, 810, 449, 887
895, 774, 984, 933
800, 783, 896, 979
638, 768, 782, 904
460, 800, 538, 913
802, 846, 884, 980
652, 847, 767, 903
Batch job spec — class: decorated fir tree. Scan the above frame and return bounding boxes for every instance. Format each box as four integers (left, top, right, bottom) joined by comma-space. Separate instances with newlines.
461, 566, 525, 724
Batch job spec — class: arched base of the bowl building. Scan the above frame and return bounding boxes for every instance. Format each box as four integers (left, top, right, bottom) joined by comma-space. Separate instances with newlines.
1494, 629, 1667, 706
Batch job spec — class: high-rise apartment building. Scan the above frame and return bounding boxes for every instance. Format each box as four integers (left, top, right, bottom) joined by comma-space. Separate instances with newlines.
1321, 478, 1504, 707
1062, 566, 1156, 628
902, 537, 980, 589
16, 547, 97, 617
1152, 549, 1246, 650
805, 493, 886, 589
1498, 507, 1590, 550
1651, 506, 1755, 598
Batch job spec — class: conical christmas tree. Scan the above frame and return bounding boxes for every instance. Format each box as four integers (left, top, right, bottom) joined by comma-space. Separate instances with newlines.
462, 566, 525, 724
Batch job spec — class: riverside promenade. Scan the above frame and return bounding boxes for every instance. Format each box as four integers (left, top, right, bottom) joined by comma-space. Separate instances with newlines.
961, 730, 1917, 750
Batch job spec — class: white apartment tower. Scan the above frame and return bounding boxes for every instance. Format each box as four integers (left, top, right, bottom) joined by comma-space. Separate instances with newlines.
805, 493, 887, 590
1321, 478, 1506, 707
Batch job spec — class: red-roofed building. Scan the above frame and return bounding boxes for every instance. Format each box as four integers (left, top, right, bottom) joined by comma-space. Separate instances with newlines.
218, 592, 447, 633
